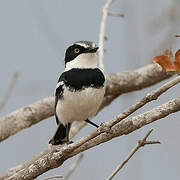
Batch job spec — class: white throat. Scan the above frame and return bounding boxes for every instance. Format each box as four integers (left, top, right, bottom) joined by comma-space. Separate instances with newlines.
65, 53, 97, 71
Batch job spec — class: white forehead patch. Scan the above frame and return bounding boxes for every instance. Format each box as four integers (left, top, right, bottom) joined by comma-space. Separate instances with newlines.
75, 42, 89, 48
75, 42, 97, 49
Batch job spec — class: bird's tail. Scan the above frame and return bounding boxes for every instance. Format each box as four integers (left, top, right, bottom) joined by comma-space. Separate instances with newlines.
49, 123, 67, 145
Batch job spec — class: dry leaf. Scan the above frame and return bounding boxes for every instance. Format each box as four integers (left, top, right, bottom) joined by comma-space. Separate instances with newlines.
153, 55, 175, 72
153, 49, 180, 72
174, 49, 180, 72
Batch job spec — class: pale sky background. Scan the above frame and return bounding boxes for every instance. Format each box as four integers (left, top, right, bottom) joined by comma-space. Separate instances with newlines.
0, 0, 180, 180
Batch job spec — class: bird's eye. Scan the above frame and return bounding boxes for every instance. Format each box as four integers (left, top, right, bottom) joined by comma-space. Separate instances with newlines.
74, 48, 80, 54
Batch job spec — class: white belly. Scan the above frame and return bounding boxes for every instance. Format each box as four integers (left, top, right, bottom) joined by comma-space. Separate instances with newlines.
56, 87, 105, 125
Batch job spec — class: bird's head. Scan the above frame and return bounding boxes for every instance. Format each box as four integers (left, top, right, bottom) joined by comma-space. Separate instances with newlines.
64, 41, 98, 71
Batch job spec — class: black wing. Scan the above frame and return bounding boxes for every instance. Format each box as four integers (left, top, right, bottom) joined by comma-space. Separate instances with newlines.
54, 78, 64, 124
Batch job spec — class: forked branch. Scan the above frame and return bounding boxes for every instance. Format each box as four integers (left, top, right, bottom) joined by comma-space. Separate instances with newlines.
107, 129, 160, 180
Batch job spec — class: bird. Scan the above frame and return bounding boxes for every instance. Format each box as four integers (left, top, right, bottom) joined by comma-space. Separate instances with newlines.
49, 41, 105, 145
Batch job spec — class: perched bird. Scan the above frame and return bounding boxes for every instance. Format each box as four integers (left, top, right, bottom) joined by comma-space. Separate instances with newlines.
49, 41, 105, 145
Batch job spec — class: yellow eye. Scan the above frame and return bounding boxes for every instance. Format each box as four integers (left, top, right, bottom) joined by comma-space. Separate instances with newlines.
74, 48, 80, 54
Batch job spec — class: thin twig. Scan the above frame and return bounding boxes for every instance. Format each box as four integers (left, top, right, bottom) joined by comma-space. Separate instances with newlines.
64, 154, 84, 180
108, 12, 124, 17
108, 75, 180, 127
98, 0, 115, 72
0, 72, 19, 112
107, 129, 160, 180
42, 175, 63, 180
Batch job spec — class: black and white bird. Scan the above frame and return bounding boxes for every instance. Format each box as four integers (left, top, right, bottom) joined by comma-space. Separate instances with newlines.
49, 41, 105, 145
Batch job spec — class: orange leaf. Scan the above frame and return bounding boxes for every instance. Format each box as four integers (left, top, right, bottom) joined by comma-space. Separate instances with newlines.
174, 49, 180, 72
153, 55, 175, 72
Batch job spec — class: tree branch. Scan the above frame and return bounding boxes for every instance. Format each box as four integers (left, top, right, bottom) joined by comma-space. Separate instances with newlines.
2, 75, 179, 180
0, 63, 173, 143
0, 96, 54, 143
0, 120, 84, 180
108, 75, 180, 127
107, 129, 160, 180
98, 0, 115, 72
4, 96, 180, 180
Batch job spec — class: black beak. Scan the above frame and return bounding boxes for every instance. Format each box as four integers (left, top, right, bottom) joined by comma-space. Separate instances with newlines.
84, 47, 99, 53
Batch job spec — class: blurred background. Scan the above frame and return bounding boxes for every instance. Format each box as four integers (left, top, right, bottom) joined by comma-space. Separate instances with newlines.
0, 0, 180, 179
